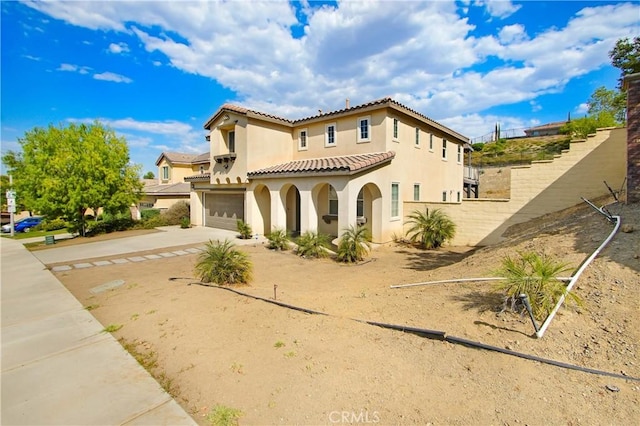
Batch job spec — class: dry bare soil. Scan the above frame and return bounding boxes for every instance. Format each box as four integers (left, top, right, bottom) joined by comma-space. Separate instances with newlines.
53, 201, 640, 425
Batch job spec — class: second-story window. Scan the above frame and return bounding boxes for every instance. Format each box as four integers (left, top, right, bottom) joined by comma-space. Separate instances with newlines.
358, 116, 370, 142
162, 166, 169, 181
393, 118, 399, 140
299, 129, 308, 150
325, 123, 336, 147
228, 131, 235, 153
429, 133, 434, 150
442, 139, 447, 159
415, 128, 420, 146
457, 144, 462, 163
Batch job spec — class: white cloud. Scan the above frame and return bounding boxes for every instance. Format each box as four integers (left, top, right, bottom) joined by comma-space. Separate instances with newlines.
93, 72, 133, 83
57, 63, 91, 74
25, 0, 640, 122
108, 42, 129, 54
575, 103, 589, 115
530, 101, 542, 112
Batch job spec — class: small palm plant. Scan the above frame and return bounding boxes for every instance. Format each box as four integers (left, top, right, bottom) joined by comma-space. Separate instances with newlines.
266, 228, 289, 250
404, 208, 456, 249
295, 230, 330, 258
337, 225, 371, 263
195, 239, 252, 285
494, 251, 579, 320
236, 220, 253, 239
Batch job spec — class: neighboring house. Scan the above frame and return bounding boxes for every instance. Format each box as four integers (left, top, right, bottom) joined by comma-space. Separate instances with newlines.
187, 98, 472, 243
135, 152, 210, 215
524, 121, 569, 137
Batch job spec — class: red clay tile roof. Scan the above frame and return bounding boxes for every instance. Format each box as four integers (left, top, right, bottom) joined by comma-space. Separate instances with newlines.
184, 172, 211, 182
248, 151, 395, 178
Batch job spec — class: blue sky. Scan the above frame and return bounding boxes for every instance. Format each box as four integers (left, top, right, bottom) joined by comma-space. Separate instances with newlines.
2, 0, 638, 176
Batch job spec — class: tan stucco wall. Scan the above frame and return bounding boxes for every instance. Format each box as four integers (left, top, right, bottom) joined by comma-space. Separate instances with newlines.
405, 127, 626, 246
157, 159, 198, 184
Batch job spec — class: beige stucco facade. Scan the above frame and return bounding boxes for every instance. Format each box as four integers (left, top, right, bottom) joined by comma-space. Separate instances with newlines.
407, 127, 627, 246
189, 98, 470, 243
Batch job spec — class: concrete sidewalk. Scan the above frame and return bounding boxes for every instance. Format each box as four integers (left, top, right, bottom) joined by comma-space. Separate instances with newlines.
1, 236, 197, 425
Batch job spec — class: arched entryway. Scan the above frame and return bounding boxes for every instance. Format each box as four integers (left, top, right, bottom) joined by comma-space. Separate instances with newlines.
253, 184, 271, 235
357, 183, 383, 242
281, 184, 301, 237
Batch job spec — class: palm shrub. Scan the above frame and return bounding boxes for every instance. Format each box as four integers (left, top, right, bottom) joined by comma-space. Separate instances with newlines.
494, 251, 579, 320
337, 225, 371, 263
404, 208, 456, 249
195, 239, 252, 285
295, 230, 330, 258
236, 220, 253, 239
266, 228, 289, 250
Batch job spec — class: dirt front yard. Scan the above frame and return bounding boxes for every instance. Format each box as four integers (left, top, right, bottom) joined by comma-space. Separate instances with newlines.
52, 202, 640, 425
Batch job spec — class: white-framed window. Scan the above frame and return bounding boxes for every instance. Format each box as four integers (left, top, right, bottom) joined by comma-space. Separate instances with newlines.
325, 123, 337, 147
357, 116, 371, 143
429, 133, 434, 151
161, 166, 169, 181
357, 188, 365, 217
328, 185, 338, 215
442, 191, 447, 202
391, 183, 399, 218
413, 184, 420, 201
298, 129, 308, 150
228, 131, 235, 153
415, 127, 420, 147
393, 118, 399, 141
442, 139, 447, 160
457, 144, 462, 163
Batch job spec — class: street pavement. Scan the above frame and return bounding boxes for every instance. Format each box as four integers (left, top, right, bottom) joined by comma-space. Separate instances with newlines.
1, 226, 260, 425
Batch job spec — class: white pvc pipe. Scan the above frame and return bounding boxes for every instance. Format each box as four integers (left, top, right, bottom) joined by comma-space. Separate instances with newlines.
536, 215, 621, 338
390, 276, 572, 289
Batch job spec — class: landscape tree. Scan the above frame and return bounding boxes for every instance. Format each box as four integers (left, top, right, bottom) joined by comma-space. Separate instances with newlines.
143, 171, 155, 179
609, 36, 640, 89
2, 122, 143, 236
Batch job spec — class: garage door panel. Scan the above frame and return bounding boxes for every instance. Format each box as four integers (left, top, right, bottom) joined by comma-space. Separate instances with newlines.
204, 193, 244, 230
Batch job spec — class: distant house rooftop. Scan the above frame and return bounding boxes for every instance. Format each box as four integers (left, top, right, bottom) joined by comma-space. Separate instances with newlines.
524, 121, 569, 137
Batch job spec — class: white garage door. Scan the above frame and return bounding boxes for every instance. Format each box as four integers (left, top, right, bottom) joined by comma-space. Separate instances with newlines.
204, 192, 245, 230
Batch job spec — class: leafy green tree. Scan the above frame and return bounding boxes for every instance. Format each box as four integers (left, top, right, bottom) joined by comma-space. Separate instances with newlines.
143, 171, 155, 179
2, 122, 142, 236
609, 36, 640, 89
1, 175, 9, 211
587, 86, 626, 124
404, 208, 456, 249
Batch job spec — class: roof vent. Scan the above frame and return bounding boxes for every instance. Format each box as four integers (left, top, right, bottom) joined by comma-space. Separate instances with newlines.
346, 98, 350, 109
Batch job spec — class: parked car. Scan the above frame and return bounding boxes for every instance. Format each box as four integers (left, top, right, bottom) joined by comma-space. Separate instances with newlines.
1, 216, 43, 233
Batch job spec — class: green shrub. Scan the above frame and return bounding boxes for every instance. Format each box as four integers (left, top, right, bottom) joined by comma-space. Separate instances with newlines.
39, 218, 67, 231
141, 209, 161, 220
404, 208, 456, 249
195, 239, 252, 285
494, 251, 580, 320
206, 404, 243, 426
337, 225, 371, 263
295, 230, 330, 258
180, 217, 191, 229
266, 228, 289, 250
236, 220, 253, 239
86, 217, 136, 236
141, 215, 169, 229
163, 201, 190, 225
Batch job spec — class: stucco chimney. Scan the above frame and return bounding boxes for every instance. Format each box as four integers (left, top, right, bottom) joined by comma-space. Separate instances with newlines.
624, 73, 640, 203
346, 98, 350, 109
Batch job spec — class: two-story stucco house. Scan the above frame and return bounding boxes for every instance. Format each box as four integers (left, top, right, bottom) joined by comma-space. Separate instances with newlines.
136, 152, 210, 216
186, 98, 470, 243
